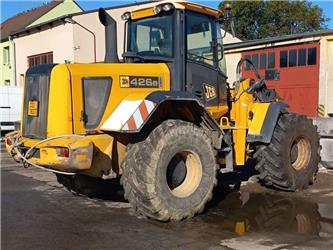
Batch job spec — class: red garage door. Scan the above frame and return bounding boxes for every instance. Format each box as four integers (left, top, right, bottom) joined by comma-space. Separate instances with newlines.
242, 42, 320, 116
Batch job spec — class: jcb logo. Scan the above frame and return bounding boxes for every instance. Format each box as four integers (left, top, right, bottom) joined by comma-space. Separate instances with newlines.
120, 76, 130, 88
204, 84, 216, 100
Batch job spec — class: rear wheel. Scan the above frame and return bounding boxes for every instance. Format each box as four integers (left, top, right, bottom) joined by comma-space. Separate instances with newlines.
121, 120, 218, 221
255, 113, 320, 191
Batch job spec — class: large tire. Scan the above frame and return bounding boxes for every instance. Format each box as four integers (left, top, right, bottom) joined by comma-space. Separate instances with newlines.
255, 113, 320, 191
121, 120, 218, 221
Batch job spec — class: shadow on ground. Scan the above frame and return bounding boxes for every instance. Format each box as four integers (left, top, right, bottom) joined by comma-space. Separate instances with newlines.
57, 158, 258, 214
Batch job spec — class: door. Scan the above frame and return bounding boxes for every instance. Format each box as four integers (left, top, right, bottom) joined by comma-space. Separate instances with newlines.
185, 11, 227, 107
242, 42, 320, 116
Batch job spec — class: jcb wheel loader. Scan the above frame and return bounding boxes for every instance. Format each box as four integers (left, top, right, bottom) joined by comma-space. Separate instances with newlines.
5, 1, 320, 221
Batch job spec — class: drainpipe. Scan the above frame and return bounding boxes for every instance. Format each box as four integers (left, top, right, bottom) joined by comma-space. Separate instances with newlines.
8, 35, 17, 86
64, 17, 97, 63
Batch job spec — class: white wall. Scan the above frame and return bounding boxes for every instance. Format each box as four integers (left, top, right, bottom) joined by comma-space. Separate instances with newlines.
14, 23, 74, 86
72, 2, 160, 63
225, 51, 241, 84
319, 36, 333, 116
223, 31, 241, 44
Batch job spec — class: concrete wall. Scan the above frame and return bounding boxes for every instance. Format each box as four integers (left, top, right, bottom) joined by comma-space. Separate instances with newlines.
72, 11, 104, 63
72, 2, 160, 63
319, 35, 333, 116
224, 51, 241, 84
223, 32, 241, 44
0, 40, 15, 86
14, 24, 74, 86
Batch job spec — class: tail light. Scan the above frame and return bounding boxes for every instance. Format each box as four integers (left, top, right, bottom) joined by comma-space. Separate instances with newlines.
5, 137, 12, 146
56, 147, 69, 158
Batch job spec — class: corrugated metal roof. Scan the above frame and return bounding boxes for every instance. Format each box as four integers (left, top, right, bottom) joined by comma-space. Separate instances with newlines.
224, 29, 333, 50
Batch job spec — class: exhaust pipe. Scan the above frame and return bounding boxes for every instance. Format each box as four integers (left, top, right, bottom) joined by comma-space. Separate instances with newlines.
98, 8, 119, 63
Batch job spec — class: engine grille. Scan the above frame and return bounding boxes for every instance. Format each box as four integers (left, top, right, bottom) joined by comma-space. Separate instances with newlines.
22, 64, 56, 139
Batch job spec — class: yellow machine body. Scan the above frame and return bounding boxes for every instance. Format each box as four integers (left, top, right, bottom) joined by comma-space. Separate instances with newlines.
221, 79, 273, 166
6, 63, 170, 176
5, 1, 278, 177
6, 75, 272, 177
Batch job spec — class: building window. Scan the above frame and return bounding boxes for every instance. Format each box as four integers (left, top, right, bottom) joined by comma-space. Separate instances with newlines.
298, 49, 306, 66
267, 53, 275, 68
260, 53, 266, 69
3, 46, 10, 65
244, 55, 251, 70
289, 49, 297, 67
252, 54, 259, 69
28, 52, 53, 68
4, 80, 10, 86
307, 47, 316, 65
280, 51, 288, 68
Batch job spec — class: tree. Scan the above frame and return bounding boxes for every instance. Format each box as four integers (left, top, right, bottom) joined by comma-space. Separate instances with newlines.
219, 0, 329, 40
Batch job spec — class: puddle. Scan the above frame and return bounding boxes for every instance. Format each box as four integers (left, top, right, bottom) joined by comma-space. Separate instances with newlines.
167, 191, 333, 242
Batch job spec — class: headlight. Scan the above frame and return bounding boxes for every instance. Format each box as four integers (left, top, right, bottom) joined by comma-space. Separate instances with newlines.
155, 5, 163, 14
162, 3, 174, 12
121, 12, 131, 20
155, 3, 174, 14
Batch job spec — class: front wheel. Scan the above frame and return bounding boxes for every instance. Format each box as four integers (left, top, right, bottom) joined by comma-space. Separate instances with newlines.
255, 113, 320, 191
121, 120, 218, 221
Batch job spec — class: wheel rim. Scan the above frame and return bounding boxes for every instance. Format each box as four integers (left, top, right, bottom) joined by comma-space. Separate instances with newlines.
290, 136, 311, 170
166, 150, 202, 198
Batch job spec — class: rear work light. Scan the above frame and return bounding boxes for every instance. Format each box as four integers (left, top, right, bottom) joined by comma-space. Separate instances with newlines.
5, 137, 12, 146
56, 147, 70, 158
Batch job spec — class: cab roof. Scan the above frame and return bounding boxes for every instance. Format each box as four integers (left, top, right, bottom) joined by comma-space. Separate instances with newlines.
130, 0, 223, 20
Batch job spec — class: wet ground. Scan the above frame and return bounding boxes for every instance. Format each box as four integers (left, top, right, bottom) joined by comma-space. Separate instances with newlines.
1, 143, 333, 250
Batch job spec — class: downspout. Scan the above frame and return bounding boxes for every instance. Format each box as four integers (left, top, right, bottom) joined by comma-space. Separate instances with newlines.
8, 36, 17, 86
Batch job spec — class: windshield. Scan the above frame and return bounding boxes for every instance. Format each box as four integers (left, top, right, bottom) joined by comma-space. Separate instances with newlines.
128, 14, 173, 58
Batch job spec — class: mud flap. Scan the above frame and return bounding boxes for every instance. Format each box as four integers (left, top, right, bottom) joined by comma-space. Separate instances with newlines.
247, 102, 288, 143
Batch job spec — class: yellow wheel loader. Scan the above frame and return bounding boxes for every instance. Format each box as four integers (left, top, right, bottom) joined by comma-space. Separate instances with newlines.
5, 1, 320, 221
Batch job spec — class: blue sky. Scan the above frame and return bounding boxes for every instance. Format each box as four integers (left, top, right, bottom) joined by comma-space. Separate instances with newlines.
1, 0, 333, 28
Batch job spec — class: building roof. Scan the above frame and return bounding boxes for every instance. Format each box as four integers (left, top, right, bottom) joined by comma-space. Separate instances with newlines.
7, 0, 158, 38
0, 0, 62, 41
224, 29, 333, 50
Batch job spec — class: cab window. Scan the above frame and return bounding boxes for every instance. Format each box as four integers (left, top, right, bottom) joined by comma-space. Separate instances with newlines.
128, 14, 173, 57
216, 23, 226, 72
82, 77, 112, 129
186, 13, 214, 66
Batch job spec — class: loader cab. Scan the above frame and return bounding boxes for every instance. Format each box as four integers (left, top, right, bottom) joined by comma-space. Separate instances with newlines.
122, 2, 228, 107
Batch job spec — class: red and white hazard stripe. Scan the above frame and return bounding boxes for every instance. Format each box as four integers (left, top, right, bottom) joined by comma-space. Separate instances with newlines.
122, 100, 155, 131
100, 99, 156, 132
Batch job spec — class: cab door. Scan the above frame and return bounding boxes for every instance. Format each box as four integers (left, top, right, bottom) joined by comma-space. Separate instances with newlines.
185, 12, 227, 108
